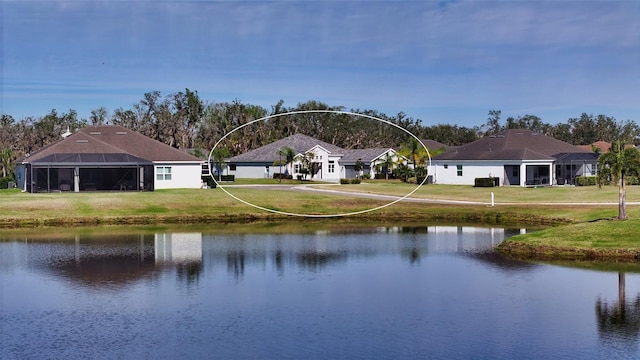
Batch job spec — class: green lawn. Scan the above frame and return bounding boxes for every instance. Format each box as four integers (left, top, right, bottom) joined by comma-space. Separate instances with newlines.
496, 217, 640, 262
0, 184, 635, 227
313, 181, 640, 204
3, 184, 640, 260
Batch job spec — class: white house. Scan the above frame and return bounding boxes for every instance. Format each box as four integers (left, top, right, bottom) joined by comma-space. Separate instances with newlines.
431, 129, 598, 186
225, 134, 401, 181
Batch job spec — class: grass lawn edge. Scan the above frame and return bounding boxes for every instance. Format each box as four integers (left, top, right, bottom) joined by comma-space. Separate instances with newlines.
497, 217, 640, 263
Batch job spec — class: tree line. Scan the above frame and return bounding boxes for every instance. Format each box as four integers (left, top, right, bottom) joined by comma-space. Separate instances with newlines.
1, 89, 639, 180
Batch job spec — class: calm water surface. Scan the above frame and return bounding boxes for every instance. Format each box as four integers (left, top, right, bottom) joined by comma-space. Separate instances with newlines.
1, 225, 639, 359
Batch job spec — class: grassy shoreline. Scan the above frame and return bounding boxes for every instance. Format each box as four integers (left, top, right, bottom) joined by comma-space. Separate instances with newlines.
2, 183, 640, 262
496, 218, 640, 262
0, 186, 590, 228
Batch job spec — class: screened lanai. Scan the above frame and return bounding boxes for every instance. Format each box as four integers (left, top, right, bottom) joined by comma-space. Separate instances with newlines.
554, 152, 600, 185
19, 153, 154, 193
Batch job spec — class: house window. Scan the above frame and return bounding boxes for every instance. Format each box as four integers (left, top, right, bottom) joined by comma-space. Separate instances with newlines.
294, 164, 301, 173
229, 163, 237, 171
328, 161, 335, 173
444, 164, 448, 169
156, 166, 172, 181
456, 165, 463, 176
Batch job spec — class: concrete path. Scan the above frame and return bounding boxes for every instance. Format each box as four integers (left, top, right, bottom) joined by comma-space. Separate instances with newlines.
220, 184, 640, 206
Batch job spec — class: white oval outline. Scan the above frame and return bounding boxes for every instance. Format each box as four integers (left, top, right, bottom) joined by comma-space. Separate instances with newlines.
208, 110, 431, 218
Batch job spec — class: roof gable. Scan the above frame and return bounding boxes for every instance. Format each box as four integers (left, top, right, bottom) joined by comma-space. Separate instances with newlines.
307, 144, 341, 156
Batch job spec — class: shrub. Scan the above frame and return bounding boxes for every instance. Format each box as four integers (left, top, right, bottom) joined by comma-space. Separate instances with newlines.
575, 176, 597, 186
626, 176, 640, 185
375, 174, 396, 180
474, 177, 498, 187
201, 176, 216, 188
273, 173, 293, 180
340, 179, 350, 184
220, 175, 235, 182
0, 176, 14, 189
350, 178, 361, 184
361, 174, 371, 180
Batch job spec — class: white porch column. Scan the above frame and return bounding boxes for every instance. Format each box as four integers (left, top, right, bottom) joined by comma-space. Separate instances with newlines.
74, 167, 80, 192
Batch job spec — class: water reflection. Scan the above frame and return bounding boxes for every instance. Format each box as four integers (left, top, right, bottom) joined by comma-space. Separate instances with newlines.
3, 225, 640, 359
156, 233, 203, 285
1, 225, 526, 289
297, 250, 347, 271
41, 234, 158, 289
2, 233, 203, 290
596, 272, 640, 350
227, 249, 246, 278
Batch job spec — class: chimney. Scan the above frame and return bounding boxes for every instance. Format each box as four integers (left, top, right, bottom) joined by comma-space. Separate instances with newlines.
61, 126, 72, 139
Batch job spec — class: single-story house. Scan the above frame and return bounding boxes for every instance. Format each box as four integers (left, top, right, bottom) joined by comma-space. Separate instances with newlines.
16, 125, 204, 192
431, 129, 598, 186
224, 134, 402, 181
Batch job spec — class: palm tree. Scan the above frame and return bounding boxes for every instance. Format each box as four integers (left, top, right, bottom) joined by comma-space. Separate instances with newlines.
354, 159, 365, 179
400, 137, 421, 170
274, 146, 296, 182
211, 147, 231, 181
597, 140, 640, 220
0, 148, 14, 178
595, 272, 640, 346
399, 138, 431, 181
297, 152, 315, 180
375, 152, 396, 180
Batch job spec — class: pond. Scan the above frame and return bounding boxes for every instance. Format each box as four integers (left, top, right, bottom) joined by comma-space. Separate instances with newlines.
1, 224, 639, 359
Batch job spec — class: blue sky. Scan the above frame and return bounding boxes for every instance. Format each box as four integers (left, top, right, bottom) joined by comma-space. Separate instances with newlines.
1, 0, 639, 128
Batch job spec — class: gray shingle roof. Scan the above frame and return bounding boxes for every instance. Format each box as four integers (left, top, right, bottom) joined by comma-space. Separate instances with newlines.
420, 139, 451, 151
341, 148, 395, 163
227, 134, 344, 162
433, 129, 589, 161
